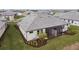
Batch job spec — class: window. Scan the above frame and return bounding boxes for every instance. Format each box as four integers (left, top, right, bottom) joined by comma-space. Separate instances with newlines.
37, 30, 39, 34
67, 20, 70, 22
72, 20, 73, 23
29, 31, 33, 33
41, 29, 43, 33
54, 28, 56, 30
67, 24, 68, 26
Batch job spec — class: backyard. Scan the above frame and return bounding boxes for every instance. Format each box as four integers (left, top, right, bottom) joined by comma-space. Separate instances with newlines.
0, 23, 79, 50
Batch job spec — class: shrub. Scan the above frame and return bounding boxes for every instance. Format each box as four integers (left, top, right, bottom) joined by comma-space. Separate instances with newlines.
65, 25, 78, 35
38, 32, 48, 39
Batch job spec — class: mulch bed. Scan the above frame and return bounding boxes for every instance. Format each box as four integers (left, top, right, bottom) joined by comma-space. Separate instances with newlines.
26, 39, 47, 47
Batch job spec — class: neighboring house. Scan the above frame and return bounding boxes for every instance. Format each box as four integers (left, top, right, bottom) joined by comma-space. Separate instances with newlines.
0, 9, 6, 13
37, 10, 54, 15
53, 10, 75, 16
25, 10, 34, 15
17, 13, 68, 41
54, 11, 79, 26
26, 10, 54, 15
0, 20, 7, 38
52, 10, 73, 13
0, 17, 7, 22
13, 10, 26, 16
0, 10, 16, 21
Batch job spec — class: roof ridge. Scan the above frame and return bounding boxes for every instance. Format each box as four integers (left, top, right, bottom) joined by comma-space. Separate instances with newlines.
26, 14, 38, 31
17, 13, 67, 32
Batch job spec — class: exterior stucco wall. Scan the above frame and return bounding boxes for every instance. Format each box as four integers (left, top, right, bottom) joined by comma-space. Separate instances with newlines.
17, 13, 23, 16
62, 25, 68, 32
19, 26, 27, 39
62, 19, 79, 32
19, 25, 67, 41
26, 29, 46, 41
4, 16, 14, 21
16, 12, 26, 16
26, 31, 39, 41
2, 16, 5, 18
0, 23, 7, 38
71, 21, 79, 26
64, 19, 79, 26
9, 16, 14, 21
19, 26, 39, 41
19, 27, 47, 41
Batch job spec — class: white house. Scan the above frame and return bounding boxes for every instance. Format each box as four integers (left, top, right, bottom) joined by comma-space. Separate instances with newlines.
0, 10, 16, 21
13, 10, 26, 16
54, 11, 79, 26
0, 20, 7, 38
17, 13, 68, 41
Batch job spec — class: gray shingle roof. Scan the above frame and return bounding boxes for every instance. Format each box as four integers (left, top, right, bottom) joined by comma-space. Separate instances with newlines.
17, 14, 67, 32
37, 10, 51, 14
0, 17, 6, 21
0, 10, 16, 16
52, 10, 72, 13
0, 21, 5, 29
56, 11, 79, 21
26, 10, 53, 15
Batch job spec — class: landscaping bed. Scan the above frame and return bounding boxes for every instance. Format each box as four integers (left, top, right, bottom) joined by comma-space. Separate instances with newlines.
26, 39, 47, 47
0, 25, 79, 50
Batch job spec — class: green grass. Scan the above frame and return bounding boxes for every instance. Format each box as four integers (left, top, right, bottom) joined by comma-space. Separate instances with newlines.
0, 24, 79, 50
14, 16, 24, 19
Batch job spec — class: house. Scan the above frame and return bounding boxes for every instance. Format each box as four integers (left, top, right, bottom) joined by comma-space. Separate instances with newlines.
0, 9, 6, 13
0, 17, 7, 22
0, 20, 7, 38
26, 10, 54, 15
17, 13, 68, 41
54, 11, 79, 26
0, 10, 16, 21
13, 10, 26, 16
53, 10, 74, 16
52, 10, 73, 13
37, 10, 54, 15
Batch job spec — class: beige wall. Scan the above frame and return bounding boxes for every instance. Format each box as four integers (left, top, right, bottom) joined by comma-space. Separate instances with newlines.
65, 19, 79, 26
62, 25, 68, 32
4, 16, 14, 21
26, 29, 46, 41
19, 26, 27, 39
19, 27, 47, 41
9, 16, 14, 21
26, 31, 39, 41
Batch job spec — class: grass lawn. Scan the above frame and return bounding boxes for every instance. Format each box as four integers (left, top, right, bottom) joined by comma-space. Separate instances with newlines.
14, 16, 24, 20
0, 23, 79, 50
